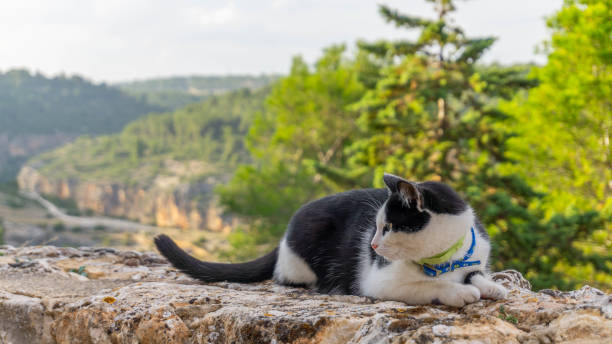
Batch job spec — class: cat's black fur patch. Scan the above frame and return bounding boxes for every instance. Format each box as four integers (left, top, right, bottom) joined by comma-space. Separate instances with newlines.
382, 178, 466, 234
463, 270, 484, 285
384, 193, 431, 233
418, 182, 467, 215
281, 281, 310, 289
286, 188, 389, 294
375, 254, 391, 268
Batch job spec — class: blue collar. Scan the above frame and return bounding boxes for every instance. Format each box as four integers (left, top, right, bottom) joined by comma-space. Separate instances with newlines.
420, 226, 481, 277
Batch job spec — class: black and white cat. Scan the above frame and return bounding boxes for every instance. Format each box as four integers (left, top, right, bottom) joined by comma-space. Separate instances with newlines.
155, 173, 507, 307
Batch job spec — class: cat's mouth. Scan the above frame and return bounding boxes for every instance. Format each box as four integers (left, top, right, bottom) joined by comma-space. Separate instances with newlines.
372, 245, 402, 261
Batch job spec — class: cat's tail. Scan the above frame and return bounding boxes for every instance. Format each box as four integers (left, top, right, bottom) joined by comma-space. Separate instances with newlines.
154, 234, 278, 283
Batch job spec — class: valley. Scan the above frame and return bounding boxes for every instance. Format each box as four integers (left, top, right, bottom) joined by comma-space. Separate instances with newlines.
0, 189, 228, 260
0, 72, 275, 260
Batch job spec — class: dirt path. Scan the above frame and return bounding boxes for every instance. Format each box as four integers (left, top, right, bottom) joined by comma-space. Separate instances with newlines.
19, 191, 158, 232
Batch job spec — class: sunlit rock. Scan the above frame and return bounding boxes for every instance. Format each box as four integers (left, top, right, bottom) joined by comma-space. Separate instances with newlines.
0, 245, 610, 343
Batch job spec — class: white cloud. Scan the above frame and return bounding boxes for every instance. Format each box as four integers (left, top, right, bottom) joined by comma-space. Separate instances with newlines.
182, 2, 238, 27
0, 0, 563, 82
271, 0, 290, 8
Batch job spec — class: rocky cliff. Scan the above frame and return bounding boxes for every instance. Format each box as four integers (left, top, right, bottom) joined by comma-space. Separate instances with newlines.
17, 166, 234, 232
0, 245, 610, 344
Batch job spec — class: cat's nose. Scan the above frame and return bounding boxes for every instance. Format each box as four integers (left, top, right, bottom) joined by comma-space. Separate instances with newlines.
371, 243, 378, 250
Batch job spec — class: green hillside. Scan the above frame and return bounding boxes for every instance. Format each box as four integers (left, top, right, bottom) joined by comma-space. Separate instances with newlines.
0, 69, 166, 181
0, 70, 277, 182
30, 88, 268, 185
124, 91, 208, 112
117, 75, 279, 94
0, 69, 163, 136
116, 75, 279, 110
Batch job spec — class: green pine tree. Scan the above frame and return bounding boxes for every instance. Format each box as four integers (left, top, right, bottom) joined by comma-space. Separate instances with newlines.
350, 0, 536, 253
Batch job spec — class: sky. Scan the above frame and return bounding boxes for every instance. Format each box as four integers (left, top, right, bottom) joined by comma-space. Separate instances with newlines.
0, 0, 563, 83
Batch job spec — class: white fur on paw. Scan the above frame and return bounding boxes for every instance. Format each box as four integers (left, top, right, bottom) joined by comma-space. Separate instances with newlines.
477, 281, 508, 300
471, 276, 508, 300
439, 285, 481, 307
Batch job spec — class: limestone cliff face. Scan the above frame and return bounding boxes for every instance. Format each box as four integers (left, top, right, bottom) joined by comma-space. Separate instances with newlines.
0, 245, 611, 344
17, 165, 234, 232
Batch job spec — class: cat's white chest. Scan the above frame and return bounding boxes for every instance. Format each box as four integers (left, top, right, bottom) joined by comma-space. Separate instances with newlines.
358, 229, 492, 303
360, 260, 422, 297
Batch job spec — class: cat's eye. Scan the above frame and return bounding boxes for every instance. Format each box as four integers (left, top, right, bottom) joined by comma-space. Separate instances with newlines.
382, 223, 392, 235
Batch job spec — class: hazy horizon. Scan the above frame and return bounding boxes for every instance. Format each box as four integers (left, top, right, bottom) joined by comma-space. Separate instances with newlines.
1, 0, 562, 83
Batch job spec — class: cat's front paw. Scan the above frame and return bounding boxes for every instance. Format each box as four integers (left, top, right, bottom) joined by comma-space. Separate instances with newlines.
439, 285, 480, 307
477, 280, 508, 300
471, 276, 508, 300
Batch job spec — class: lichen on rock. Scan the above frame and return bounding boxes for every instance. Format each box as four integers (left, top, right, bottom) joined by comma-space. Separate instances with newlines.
0, 245, 610, 343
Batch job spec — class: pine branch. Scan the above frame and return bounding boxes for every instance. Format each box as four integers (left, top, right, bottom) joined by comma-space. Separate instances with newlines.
456, 37, 496, 63
358, 40, 422, 57
379, 5, 433, 29
476, 64, 538, 98
357, 41, 389, 57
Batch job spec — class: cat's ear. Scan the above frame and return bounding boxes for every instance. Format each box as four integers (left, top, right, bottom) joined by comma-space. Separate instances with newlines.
383, 173, 404, 193
383, 173, 423, 211
398, 181, 424, 211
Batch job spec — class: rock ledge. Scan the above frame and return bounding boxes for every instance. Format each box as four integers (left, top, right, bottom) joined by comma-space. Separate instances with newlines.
0, 245, 610, 343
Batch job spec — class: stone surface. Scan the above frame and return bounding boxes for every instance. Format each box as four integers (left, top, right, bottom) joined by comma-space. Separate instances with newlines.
0, 245, 610, 344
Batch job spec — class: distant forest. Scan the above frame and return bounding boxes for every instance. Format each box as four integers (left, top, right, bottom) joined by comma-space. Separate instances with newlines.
32, 88, 267, 185
0, 69, 163, 136
0, 70, 277, 181
117, 75, 280, 109
0, 70, 280, 137
116, 75, 280, 94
